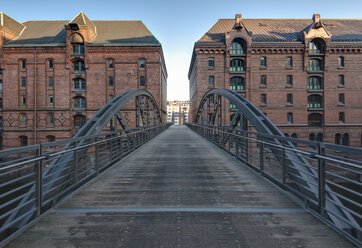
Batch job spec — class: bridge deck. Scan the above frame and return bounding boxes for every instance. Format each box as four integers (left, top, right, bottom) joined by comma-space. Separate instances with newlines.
7, 126, 355, 248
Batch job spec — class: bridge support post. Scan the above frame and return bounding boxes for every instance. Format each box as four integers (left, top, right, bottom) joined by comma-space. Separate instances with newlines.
318, 144, 326, 217
259, 136, 264, 175
35, 144, 43, 217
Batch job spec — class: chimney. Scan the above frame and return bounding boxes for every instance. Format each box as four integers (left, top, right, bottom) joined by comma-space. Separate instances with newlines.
235, 14, 242, 23
313, 14, 320, 23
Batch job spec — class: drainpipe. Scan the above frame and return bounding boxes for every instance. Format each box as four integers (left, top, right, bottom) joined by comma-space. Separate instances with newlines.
34, 49, 37, 144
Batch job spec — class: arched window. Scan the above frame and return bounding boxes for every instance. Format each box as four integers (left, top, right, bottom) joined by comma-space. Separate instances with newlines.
230, 77, 245, 90
73, 60, 85, 73
19, 136, 28, 146
309, 39, 325, 54
342, 133, 350, 146
74, 96, 86, 109
46, 135, 55, 142
140, 59, 145, 68
230, 59, 245, 72
208, 57, 214, 67
73, 78, 86, 91
74, 115, 85, 129
291, 133, 298, 138
309, 133, 316, 141
71, 33, 84, 56
308, 95, 323, 108
284, 133, 289, 137
308, 113, 323, 127
335, 133, 341, 145
230, 40, 246, 55
308, 59, 322, 71
308, 76, 323, 90
108, 59, 114, 69
316, 133, 323, 142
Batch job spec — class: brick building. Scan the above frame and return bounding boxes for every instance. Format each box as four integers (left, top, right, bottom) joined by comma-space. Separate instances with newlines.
189, 14, 362, 147
0, 11, 167, 149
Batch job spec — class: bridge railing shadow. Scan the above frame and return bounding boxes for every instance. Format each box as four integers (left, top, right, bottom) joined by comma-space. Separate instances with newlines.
187, 123, 362, 246
0, 123, 172, 246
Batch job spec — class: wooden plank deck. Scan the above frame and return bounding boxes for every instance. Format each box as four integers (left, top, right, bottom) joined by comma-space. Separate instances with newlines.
7, 126, 355, 247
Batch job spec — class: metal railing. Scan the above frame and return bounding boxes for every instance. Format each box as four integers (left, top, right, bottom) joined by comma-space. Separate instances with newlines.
187, 123, 362, 246
0, 124, 171, 245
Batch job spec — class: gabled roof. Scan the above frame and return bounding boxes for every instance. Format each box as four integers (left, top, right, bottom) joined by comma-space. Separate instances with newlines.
4, 12, 160, 46
197, 18, 362, 44
70, 11, 96, 35
0, 12, 25, 35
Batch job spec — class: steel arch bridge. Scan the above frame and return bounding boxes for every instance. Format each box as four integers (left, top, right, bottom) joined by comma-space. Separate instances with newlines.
3, 89, 164, 235
192, 88, 360, 242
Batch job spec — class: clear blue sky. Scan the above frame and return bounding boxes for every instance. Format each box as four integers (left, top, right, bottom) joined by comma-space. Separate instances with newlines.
2, 0, 362, 100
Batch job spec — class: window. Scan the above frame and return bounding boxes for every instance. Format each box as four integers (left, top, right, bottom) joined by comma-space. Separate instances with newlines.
286, 75, 293, 87
140, 76, 145, 86
21, 113, 26, 126
73, 61, 85, 73
21, 77, 26, 88
21, 96, 26, 107
308, 59, 322, 71
46, 135, 55, 143
308, 95, 323, 108
338, 75, 344, 87
308, 76, 323, 90
0, 80, 2, 92
286, 57, 293, 68
109, 59, 114, 69
339, 112, 345, 123
316, 133, 323, 142
19, 136, 28, 147
338, 56, 344, 68
335, 133, 341, 145
209, 76, 215, 87
291, 133, 298, 139
339, 93, 345, 105
260, 75, 267, 87
139, 59, 145, 69
230, 77, 244, 90
0, 98, 2, 110
74, 115, 86, 129
108, 77, 114, 87
309, 39, 324, 54
260, 57, 267, 67
49, 113, 54, 126
208, 57, 214, 67
49, 96, 54, 106
260, 94, 267, 105
21, 60, 26, 70
287, 94, 293, 105
72, 44, 84, 55
73, 78, 86, 91
309, 133, 316, 141
48, 60, 53, 69
342, 133, 349, 146
230, 59, 245, 72
0, 67, 2, 75
284, 133, 290, 137
230, 40, 245, 55
230, 103, 237, 110
287, 113, 293, 123
48, 77, 54, 88
74, 96, 86, 109
308, 113, 323, 127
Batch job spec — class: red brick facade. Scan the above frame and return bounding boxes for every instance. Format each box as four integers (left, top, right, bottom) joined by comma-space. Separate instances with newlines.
0, 12, 167, 149
189, 14, 362, 147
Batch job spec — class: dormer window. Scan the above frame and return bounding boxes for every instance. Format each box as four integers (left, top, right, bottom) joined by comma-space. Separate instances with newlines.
309, 39, 325, 55
72, 44, 84, 56
230, 40, 246, 55
71, 33, 85, 56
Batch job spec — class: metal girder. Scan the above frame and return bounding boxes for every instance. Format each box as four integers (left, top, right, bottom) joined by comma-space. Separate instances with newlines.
5, 89, 162, 230
195, 88, 359, 231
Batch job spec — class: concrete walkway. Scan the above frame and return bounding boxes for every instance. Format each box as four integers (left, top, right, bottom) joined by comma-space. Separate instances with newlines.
7, 126, 355, 247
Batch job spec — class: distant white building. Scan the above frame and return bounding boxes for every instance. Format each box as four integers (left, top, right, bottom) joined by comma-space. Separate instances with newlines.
167, 100, 190, 125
